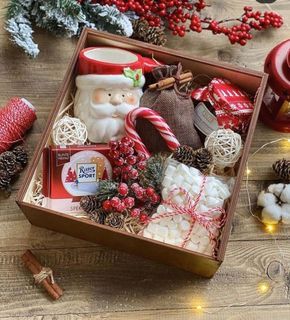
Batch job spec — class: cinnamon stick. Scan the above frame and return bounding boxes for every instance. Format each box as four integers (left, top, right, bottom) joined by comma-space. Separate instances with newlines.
149, 72, 193, 90
22, 250, 63, 300
157, 76, 193, 90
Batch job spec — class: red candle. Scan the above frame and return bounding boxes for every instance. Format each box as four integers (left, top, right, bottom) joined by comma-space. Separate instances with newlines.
261, 39, 290, 132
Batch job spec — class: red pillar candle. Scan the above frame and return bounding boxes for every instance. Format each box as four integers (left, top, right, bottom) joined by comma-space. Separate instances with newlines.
261, 40, 290, 132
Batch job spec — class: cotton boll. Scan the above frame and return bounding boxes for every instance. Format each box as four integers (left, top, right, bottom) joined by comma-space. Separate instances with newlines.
257, 191, 277, 208
261, 204, 282, 225
281, 204, 290, 224
268, 183, 285, 197
280, 185, 290, 203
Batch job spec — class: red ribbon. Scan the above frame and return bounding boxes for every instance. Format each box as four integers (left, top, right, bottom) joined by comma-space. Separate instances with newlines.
145, 176, 226, 252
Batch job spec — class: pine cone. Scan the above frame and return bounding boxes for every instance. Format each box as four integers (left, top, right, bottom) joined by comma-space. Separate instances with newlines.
132, 19, 167, 46
12, 146, 28, 167
90, 209, 107, 225
193, 148, 213, 174
0, 170, 11, 190
173, 145, 196, 167
104, 212, 125, 229
80, 195, 100, 213
0, 151, 17, 176
273, 159, 290, 181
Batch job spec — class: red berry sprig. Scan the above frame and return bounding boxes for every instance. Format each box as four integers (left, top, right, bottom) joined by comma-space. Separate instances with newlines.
97, 1, 283, 46
101, 181, 161, 223
109, 137, 147, 182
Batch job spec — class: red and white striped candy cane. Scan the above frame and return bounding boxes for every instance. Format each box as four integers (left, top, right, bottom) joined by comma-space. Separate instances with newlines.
125, 107, 180, 157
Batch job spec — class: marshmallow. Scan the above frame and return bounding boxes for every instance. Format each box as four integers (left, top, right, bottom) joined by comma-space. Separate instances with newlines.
165, 165, 176, 177
162, 176, 173, 188
180, 220, 191, 231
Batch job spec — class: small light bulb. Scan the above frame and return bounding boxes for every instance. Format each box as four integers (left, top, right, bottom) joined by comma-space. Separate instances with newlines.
265, 224, 275, 233
246, 168, 251, 175
196, 305, 203, 313
258, 281, 270, 294
287, 139, 290, 143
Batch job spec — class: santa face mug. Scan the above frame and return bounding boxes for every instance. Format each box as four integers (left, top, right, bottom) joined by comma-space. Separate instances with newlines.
74, 47, 161, 143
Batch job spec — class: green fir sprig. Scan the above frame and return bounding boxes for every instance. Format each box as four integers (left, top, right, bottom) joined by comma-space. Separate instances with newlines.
5, 0, 133, 58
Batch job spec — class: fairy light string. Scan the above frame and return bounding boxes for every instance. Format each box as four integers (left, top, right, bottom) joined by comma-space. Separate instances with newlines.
190, 137, 290, 315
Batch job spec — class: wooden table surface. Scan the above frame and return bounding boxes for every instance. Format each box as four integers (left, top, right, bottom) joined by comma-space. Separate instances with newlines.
1, 1, 290, 319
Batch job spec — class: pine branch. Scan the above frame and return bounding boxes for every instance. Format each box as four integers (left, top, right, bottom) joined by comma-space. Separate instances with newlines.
5, 0, 39, 58
83, 2, 133, 37
139, 154, 168, 191
31, 0, 85, 37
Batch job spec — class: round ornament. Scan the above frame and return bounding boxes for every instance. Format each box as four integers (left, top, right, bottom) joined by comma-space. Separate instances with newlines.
52, 115, 88, 146
204, 129, 242, 169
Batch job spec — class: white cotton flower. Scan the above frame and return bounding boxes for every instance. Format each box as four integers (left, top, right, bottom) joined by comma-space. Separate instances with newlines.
281, 204, 290, 224
280, 185, 290, 203
257, 191, 277, 207
268, 183, 285, 197
261, 204, 282, 225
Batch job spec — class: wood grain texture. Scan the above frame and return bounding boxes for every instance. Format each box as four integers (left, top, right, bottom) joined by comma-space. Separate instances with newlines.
0, 0, 290, 319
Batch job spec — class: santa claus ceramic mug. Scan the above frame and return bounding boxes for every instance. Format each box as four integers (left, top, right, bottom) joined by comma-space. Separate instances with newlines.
74, 47, 161, 143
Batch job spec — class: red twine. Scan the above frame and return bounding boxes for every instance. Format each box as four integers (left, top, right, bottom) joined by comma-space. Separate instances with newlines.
143, 176, 226, 253
0, 97, 36, 154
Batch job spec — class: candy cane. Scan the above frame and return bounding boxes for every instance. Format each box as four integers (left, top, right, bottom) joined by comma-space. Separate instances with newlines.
125, 107, 180, 157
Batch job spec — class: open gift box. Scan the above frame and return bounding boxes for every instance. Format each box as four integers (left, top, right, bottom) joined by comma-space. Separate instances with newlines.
16, 28, 268, 278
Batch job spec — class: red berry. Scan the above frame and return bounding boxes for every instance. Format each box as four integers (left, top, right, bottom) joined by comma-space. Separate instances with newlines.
110, 197, 121, 208
139, 213, 149, 223
116, 202, 126, 213
150, 193, 160, 204
121, 136, 131, 145
102, 200, 112, 211
119, 144, 129, 154
137, 161, 147, 170
137, 153, 147, 161
135, 189, 145, 199
127, 155, 137, 165
127, 147, 135, 155
146, 187, 155, 197
131, 183, 140, 191
122, 165, 133, 173
109, 150, 120, 159
124, 197, 135, 208
118, 183, 129, 196
130, 208, 140, 218
114, 158, 125, 166
109, 140, 119, 150
129, 168, 139, 179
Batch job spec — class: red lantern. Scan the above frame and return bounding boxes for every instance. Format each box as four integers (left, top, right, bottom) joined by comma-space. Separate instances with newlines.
261, 39, 290, 132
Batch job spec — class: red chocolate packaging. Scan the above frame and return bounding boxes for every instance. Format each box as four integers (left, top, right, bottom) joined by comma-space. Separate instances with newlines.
42, 145, 112, 214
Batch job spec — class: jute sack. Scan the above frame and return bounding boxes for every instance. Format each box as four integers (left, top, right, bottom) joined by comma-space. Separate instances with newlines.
136, 64, 202, 153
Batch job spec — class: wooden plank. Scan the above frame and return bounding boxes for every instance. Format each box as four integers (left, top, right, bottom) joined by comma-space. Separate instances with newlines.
0, 240, 290, 317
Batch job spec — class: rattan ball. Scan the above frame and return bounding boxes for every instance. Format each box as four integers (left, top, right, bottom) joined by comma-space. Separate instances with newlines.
204, 129, 242, 169
52, 115, 88, 146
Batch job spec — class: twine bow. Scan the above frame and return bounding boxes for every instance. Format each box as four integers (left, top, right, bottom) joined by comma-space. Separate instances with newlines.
33, 267, 55, 284
147, 176, 226, 250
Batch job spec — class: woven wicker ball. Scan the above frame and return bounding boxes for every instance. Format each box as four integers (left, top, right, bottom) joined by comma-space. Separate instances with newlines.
204, 129, 242, 169
52, 115, 88, 145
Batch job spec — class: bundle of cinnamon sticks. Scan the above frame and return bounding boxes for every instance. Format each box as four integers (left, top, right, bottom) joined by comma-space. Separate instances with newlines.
149, 71, 193, 90
22, 250, 63, 300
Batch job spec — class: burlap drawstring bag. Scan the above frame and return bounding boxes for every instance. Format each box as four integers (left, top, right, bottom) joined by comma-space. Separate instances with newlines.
136, 64, 202, 154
